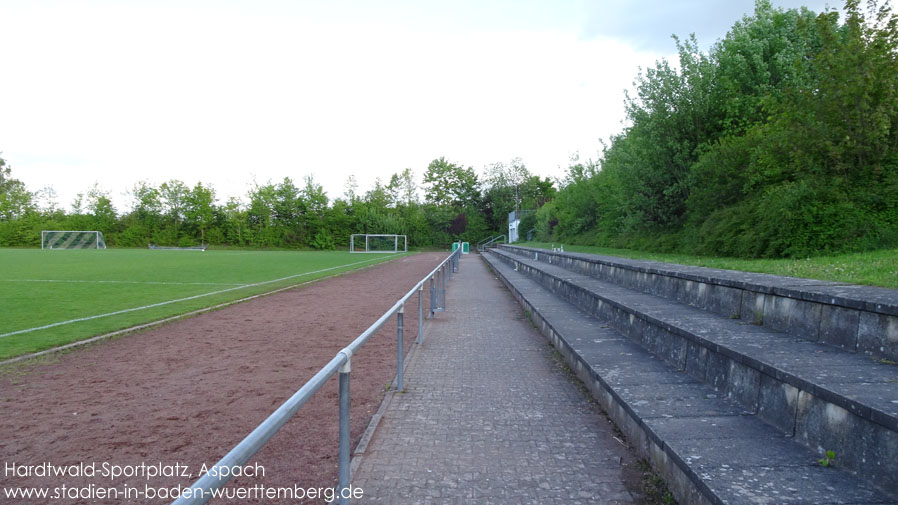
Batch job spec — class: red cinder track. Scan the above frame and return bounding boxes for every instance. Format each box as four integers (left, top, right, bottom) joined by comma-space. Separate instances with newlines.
0, 252, 444, 505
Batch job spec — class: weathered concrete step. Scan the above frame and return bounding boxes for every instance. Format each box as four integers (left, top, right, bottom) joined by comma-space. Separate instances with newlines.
483, 253, 894, 505
487, 248, 898, 499
499, 244, 898, 362
491, 248, 898, 428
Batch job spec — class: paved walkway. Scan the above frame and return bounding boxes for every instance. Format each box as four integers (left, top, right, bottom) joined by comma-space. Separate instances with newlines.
352, 255, 638, 505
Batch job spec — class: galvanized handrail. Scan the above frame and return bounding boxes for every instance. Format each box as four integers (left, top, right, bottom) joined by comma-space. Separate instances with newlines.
171, 247, 462, 505
476, 234, 507, 252
475, 235, 496, 249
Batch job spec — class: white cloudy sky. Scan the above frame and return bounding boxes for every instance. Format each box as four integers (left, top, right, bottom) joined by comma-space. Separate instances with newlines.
0, 0, 838, 211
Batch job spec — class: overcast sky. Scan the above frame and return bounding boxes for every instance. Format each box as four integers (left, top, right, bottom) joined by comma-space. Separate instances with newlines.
0, 0, 839, 211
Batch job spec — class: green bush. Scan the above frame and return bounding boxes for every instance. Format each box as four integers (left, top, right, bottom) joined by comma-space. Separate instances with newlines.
117, 224, 150, 247
311, 230, 335, 250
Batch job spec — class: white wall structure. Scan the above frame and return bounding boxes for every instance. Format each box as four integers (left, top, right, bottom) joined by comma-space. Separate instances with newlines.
508, 211, 520, 243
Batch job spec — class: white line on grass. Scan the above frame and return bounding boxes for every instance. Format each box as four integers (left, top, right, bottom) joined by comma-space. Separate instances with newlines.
1, 256, 391, 339
3, 279, 250, 286
0, 255, 407, 367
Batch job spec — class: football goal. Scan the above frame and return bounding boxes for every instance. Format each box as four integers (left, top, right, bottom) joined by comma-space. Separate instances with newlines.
42, 230, 107, 250
350, 234, 407, 253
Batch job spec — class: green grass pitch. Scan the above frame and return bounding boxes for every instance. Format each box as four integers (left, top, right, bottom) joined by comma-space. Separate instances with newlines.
0, 248, 410, 361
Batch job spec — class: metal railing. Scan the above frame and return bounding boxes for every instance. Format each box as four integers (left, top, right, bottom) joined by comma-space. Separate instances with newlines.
476, 234, 507, 252
171, 247, 463, 505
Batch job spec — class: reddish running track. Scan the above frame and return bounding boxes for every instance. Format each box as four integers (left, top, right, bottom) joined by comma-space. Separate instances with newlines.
0, 252, 446, 504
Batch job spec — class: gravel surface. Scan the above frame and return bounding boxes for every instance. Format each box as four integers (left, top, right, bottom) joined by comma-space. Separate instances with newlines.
0, 252, 445, 504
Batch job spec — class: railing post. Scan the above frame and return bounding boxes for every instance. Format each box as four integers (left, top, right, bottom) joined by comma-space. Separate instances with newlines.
417, 286, 423, 344
429, 275, 436, 318
441, 266, 447, 310
396, 305, 404, 391
436, 268, 442, 310
337, 352, 352, 505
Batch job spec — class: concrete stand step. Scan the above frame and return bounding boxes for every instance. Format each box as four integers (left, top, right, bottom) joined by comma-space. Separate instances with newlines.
482, 250, 897, 505
499, 245, 898, 362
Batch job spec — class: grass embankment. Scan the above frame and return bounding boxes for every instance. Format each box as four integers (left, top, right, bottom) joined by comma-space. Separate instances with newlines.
0, 249, 412, 360
521, 241, 898, 290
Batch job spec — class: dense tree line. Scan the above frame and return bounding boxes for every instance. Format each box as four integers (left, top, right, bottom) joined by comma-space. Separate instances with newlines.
8, 1, 890, 258
0, 154, 555, 249
536, 0, 898, 257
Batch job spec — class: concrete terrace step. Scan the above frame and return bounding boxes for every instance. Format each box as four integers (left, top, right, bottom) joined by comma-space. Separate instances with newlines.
499, 245, 898, 362
490, 248, 898, 432
482, 249, 898, 504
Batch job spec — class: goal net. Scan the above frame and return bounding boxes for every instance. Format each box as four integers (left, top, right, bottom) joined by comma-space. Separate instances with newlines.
42, 230, 107, 250
350, 234, 407, 253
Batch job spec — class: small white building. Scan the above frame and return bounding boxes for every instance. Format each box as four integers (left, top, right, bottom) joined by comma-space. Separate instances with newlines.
508, 210, 533, 243
508, 210, 520, 243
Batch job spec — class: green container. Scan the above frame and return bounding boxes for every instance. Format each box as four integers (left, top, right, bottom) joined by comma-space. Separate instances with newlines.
452, 242, 460, 252
462, 242, 470, 254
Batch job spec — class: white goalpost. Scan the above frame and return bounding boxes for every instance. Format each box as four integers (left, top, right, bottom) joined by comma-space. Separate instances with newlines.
41, 230, 107, 250
350, 234, 407, 253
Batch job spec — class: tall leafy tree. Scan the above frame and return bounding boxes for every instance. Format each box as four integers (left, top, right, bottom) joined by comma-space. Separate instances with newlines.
130, 182, 163, 220
246, 183, 272, 245
221, 196, 248, 245
539, 0, 898, 258
159, 180, 190, 240
364, 178, 392, 209
481, 159, 556, 232
89, 193, 117, 236
343, 174, 359, 203
738, 0, 898, 256
302, 175, 328, 216
390, 168, 418, 206
423, 157, 480, 209
184, 182, 215, 244
272, 178, 304, 233
0, 155, 34, 221
613, 34, 720, 229
712, 0, 820, 136
302, 175, 329, 243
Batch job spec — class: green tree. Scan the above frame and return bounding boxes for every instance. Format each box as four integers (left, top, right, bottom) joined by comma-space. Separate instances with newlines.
118, 181, 163, 247
89, 194, 117, 237
130, 182, 163, 220
364, 178, 392, 209
481, 158, 529, 231
247, 182, 279, 247
158, 180, 190, 243
302, 175, 328, 216
271, 177, 307, 245
739, 0, 898, 255
390, 168, 418, 206
684, 1, 824, 226
34, 186, 60, 215
0, 155, 34, 221
712, 0, 820, 136
184, 182, 215, 245
613, 34, 720, 230
481, 159, 556, 233
323, 198, 357, 247
549, 0, 898, 257
302, 175, 329, 244
221, 197, 248, 245
423, 157, 480, 209
344, 175, 359, 203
